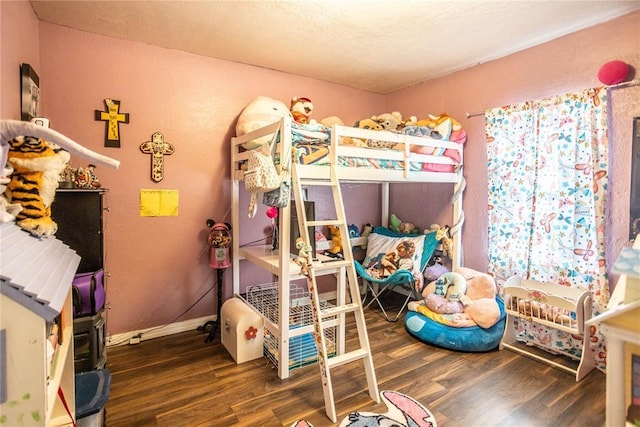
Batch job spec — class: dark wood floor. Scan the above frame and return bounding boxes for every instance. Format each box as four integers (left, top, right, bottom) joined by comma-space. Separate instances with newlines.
105, 300, 606, 427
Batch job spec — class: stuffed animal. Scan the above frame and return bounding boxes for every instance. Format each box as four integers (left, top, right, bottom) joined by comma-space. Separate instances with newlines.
348, 224, 360, 238
290, 97, 315, 125
235, 96, 293, 149
433, 272, 467, 303
410, 267, 501, 329
319, 116, 355, 145
315, 229, 327, 254
425, 223, 453, 258
0, 163, 22, 223
424, 250, 448, 282
354, 118, 383, 131
346, 118, 383, 147
371, 112, 403, 131
327, 224, 343, 257
414, 114, 463, 141
320, 116, 344, 128
389, 214, 402, 233
400, 115, 418, 129
389, 214, 419, 234
455, 267, 500, 328
4, 136, 70, 237
293, 237, 313, 276
360, 223, 373, 250
0, 120, 119, 233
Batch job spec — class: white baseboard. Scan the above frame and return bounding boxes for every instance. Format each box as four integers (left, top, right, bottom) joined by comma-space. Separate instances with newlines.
106, 314, 215, 347
106, 291, 352, 348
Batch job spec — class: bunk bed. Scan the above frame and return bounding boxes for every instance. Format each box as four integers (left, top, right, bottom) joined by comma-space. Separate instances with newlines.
230, 115, 465, 379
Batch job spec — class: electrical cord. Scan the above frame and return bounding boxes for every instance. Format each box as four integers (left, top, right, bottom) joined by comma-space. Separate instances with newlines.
108, 242, 215, 346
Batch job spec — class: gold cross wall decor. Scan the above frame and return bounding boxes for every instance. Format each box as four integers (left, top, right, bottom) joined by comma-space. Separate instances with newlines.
140, 131, 175, 182
95, 98, 130, 147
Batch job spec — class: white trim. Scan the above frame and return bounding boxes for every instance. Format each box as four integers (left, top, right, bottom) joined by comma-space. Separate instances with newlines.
106, 314, 215, 347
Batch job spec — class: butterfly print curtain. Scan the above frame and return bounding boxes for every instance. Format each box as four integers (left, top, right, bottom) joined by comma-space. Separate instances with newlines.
485, 87, 609, 370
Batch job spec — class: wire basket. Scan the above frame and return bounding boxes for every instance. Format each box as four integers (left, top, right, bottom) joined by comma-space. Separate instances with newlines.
245, 282, 336, 371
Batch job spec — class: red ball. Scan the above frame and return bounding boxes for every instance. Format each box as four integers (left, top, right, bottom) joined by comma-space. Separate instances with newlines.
266, 206, 278, 218
597, 60, 629, 85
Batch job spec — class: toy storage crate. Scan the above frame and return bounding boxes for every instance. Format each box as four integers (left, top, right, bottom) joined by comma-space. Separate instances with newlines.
245, 282, 336, 371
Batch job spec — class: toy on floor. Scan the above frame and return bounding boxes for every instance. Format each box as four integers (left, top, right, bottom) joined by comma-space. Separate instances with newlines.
422, 272, 469, 314
409, 267, 502, 329
405, 267, 506, 352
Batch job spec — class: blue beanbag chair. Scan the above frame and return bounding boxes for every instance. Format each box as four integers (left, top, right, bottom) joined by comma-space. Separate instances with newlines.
404, 297, 507, 352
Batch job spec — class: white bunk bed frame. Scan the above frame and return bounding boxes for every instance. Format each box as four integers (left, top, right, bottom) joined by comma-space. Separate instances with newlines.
230, 116, 465, 379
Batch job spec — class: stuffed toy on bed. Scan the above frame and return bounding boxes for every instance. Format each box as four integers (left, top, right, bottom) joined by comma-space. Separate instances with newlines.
235, 96, 293, 149
371, 111, 403, 132
290, 97, 315, 125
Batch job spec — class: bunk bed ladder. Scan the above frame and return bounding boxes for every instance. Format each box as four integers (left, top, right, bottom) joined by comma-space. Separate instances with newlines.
290, 162, 379, 423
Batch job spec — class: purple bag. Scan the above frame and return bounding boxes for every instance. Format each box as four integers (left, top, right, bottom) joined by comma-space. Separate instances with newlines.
72, 269, 105, 317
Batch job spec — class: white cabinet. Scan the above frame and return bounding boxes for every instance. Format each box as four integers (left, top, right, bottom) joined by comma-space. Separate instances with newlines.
0, 223, 80, 426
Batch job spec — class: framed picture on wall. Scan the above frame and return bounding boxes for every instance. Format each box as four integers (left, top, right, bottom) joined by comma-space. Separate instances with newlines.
20, 63, 40, 121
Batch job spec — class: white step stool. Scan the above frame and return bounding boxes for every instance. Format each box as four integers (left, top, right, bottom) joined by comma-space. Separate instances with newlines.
221, 298, 264, 363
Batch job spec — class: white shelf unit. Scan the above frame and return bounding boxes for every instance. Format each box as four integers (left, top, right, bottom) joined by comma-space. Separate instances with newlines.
232, 244, 347, 379
1, 223, 81, 426
230, 116, 465, 379
245, 282, 337, 371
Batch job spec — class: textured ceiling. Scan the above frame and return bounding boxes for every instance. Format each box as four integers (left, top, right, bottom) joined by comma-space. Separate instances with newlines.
30, 0, 640, 94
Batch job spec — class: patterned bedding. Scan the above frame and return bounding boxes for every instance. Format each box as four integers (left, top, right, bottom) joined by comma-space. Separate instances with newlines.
290, 121, 464, 173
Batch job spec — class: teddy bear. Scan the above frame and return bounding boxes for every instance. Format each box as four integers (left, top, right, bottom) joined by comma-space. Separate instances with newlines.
235, 96, 293, 149
320, 116, 355, 145
371, 111, 403, 132
389, 214, 419, 234
345, 118, 382, 147
290, 97, 315, 125
354, 118, 383, 131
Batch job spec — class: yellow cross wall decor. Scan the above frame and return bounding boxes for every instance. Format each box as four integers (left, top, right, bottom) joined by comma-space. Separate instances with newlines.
94, 98, 130, 147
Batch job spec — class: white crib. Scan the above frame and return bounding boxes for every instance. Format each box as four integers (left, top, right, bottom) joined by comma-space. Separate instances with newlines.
500, 276, 596, 381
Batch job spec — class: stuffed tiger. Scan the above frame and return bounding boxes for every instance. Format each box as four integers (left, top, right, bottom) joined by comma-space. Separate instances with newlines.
5, 135, 70, 237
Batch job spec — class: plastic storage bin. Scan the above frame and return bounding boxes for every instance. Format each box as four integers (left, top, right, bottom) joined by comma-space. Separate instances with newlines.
221, 298, 264, 363
75, 368, 111, 427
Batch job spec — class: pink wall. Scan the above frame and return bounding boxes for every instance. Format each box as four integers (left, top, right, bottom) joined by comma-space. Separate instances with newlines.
2, 5, 638, 335
34, 23, 385, 335
389, 11, 640, 282
0, 0, 40, 118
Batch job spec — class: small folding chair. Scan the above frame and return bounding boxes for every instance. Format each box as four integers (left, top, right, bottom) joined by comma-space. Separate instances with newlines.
355, 228, 441, 322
